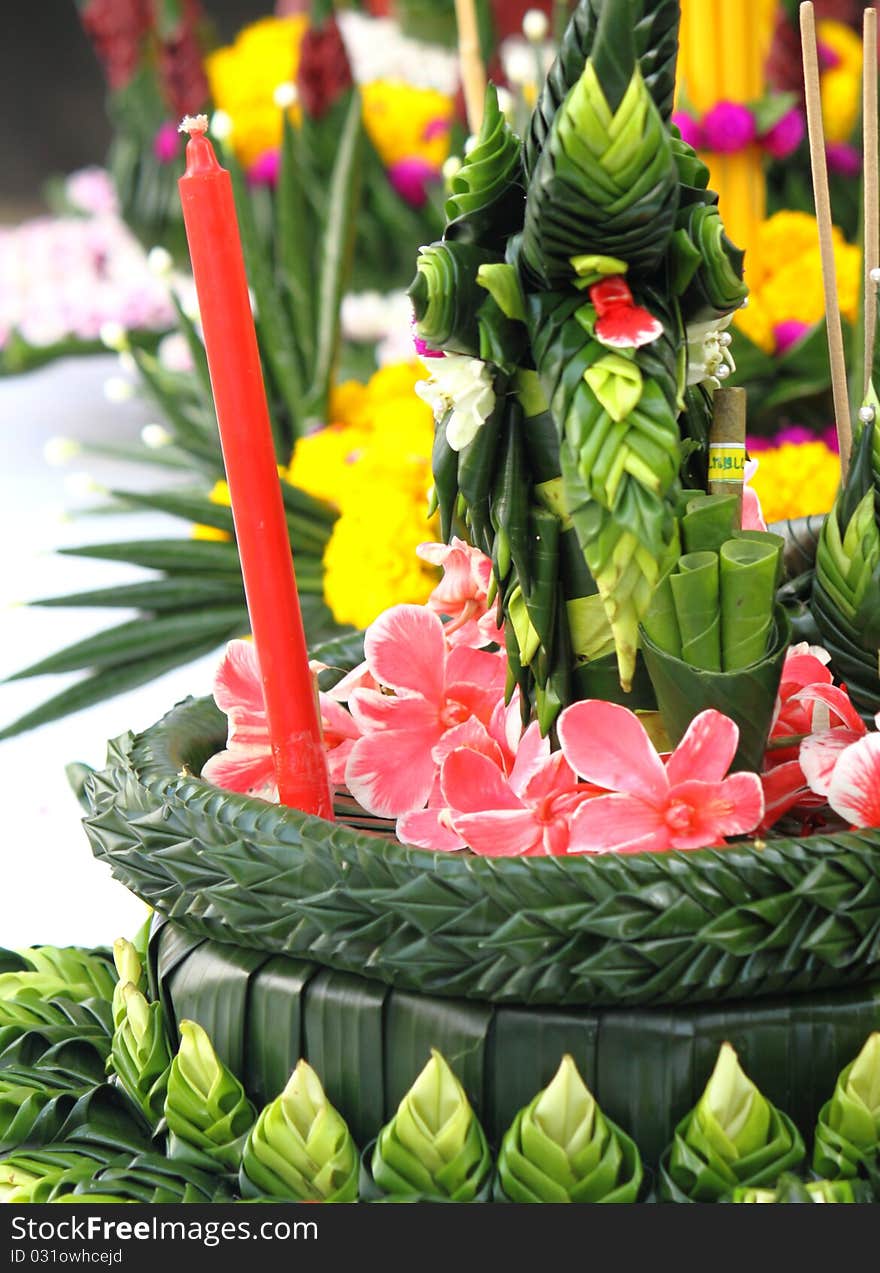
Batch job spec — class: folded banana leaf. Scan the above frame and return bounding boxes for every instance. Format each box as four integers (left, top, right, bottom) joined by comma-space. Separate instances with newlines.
640, 604, 791, 771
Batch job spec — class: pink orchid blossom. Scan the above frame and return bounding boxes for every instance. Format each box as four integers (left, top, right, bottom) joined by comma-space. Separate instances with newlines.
826, 727, 880, 828
798, 685, 867, 797
559, 702, 764, 853
203, 639, 361, 798
344, 604, 507, 817
742, 459, 768, 532
417, 538, 504, 648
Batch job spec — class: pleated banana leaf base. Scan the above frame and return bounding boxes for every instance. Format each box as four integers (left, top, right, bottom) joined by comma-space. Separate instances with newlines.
149, 919, 880, 1167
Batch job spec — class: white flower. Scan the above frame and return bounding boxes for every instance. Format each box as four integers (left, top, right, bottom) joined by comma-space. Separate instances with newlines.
502, 41, 536, 88
442, 155, 463, 185
522, 9, 549, 42
99, 320, 128, 351
103, 376, 134, 403
210, 110, 234, 141
141, 423, 172, 449
147, 246, 174, 279
415, 354, 496, 451
42, 436, 80, 467
273, 82, 298, 109
686, 315, 736, 390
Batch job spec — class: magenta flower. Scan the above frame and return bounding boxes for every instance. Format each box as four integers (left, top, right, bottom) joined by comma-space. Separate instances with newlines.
388, 156, 440, 209
702, 101, 756, 153
417, 537, 504, 648
153, 121, 182, 165
559, 702, 764, 853
344, 605, 507, 817
826, 142, 861, 176
672, 110, 705, 151
412, 323, 444, 358
773, 319, 811, 355
761, 108, 805, 159
247, 149, 281, 188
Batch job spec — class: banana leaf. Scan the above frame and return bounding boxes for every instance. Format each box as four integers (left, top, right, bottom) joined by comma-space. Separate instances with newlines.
669, 552, 721, 671
720, 539, 780, 670
640, 604, 792, 771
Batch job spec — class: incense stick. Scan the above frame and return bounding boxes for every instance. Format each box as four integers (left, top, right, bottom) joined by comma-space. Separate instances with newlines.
864, 9, 879, 398
800, 1, 853, 477
455, 0, 487, 136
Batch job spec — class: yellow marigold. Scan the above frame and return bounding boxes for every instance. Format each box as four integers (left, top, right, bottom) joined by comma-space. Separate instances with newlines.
750, 441, 841, 524
360, 80, 453, 169
755, 211, 838, 280
733, 294, 775, 353
193, 479, 232, 541
817, 19, 863, 75
364, 360, 425, 404
821, 65, 861, 144
286, 422, 373, 507
206, 17, 307, 168
328, 380, 371, 429
323, 492, 439, 629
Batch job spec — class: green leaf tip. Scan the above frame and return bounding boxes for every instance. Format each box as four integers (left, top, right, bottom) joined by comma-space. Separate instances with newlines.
369, 1049, 491, 1201
814, 1033, 880, 1180
240, 1059, 358, 1202
165, 1019, 255, 1172
497, 1054, 642, 1202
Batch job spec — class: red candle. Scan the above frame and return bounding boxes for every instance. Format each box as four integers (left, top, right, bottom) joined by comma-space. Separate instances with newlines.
178, 115, 333, 819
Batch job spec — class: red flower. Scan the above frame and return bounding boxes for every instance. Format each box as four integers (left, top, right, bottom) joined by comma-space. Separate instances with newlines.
589, 277, 664, 350
80, 0, 151, 91
297, 16, 354, 120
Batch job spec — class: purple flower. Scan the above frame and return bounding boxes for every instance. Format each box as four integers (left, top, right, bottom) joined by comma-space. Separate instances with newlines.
773, 319, 811, 355
702, 101, 756, 153
761, 108, 805, 159
672, 110, 705, 150
775, 424, 817, 445
389, 156, 440, 209
826, 142, 861, 176
411, 321, 443, 359
817, 39, 842, 71
821, 426, 841, 454
423, 117, 450, 143
746, 434, 772, 452
153, 121, 181, 165
246, 149, 281, 188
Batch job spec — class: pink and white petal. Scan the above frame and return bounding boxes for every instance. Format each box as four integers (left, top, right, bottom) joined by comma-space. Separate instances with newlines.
558, 700, 668, 802
363, 604, 447, 700
440, 747, 523, 814
319, 694, 361, 744
397, 806, 466, 852
326, 738, 356, 786
450, 809, 541, 857
779, 651, 834, 694
520, 751, 578, 806
793, 684, 865, 734
508, 721, 552, 794
213, 640, 264, 715
345, 730, 438, 818
741, 480, 768, 533
432, 718, 505, 770
800, 728, 864, 796
668, 774, 764, 847
447, 643, 508, 691
347, 688, 440, 737
323, 660, 377, 702
827, 734, 880, 828
759, 760, 812, 830
665, 710, 739, 787
567, 792, 670, 854
201, 744, 277, 801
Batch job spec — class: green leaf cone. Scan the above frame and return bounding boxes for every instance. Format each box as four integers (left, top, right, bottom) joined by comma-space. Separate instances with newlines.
814, 1033, 880, 1183
496, 1055, 642, 1202
0, 948, 115, 1007
445, 83, 524, 249
111, 938, 145, 1029
239, 1059, 358, 1202
164, 1020, 255, 1173
730, 1174, 871, 1204
110, 983, 171, 1127
369, 1050, 491, 1201
660, 1043, 805, 1202
410, 241, 500, 356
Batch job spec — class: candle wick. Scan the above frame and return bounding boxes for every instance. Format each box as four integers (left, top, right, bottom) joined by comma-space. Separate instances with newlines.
178, 113, 210, 137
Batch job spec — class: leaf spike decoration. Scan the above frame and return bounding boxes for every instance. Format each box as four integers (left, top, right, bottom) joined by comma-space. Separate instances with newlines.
110, 983, 172, 1128
369, 1049, 491, 1201
659, 1042, 805, 1202
239, 1059, 358, 1202
164, 1019, 255, 1173
444, 82, 524, 250
814, 1032, 880, 1182
496, 1054, 642, 1202
111, 937, 144, 1028
731, 1174, 871, 1204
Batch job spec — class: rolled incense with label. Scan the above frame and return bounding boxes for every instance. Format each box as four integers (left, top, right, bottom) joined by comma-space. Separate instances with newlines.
720, 538, 779, 669
641, 574, 681, 658
681, 494, 740, 555
670, 552, 722, 671
708, 387, 747, 519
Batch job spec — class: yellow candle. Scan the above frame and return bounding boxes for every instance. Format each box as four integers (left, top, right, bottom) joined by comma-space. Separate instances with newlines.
678, 0, 777, 283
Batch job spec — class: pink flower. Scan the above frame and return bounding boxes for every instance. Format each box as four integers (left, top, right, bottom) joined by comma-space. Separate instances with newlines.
773, 319, 811, 356
247, 149, 281, 188
388, 157, 440, 209
742, 459, 768, 532
770, 643, 834, 757
559, 702, 764, 853
412, 323, 444, 358
825, 729, 880, 828
202, 639, 361, 799
761, 108, 805, 159
672, 110, 705, 151
153, 121, 182, 165
417, 537, 504, 648
702, 102, 756, 153
826, 143, 861, 176
423, 117, 450, 143
344, 605, 507, 817
589, 277, 663, 350
798, 685, 867, 797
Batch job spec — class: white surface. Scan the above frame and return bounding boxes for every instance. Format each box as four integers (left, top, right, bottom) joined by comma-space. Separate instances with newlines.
0, 356, 220, 949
